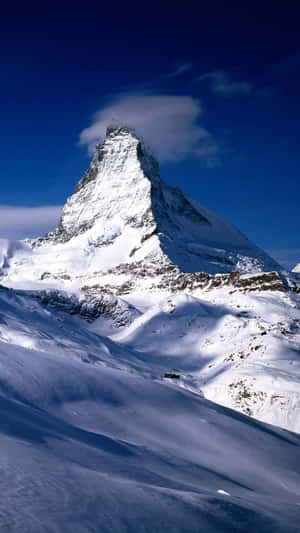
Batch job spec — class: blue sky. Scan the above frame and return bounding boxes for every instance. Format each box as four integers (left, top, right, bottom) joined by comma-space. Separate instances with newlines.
0, 2, 299, 268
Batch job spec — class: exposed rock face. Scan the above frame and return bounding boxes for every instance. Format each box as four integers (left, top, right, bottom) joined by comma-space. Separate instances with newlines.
167, 270, 286, 293
26, 289, 139, 327
82, 268, 286, 296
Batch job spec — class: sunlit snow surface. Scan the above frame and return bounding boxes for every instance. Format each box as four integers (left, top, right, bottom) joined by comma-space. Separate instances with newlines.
292, 264, 300, 273
0, 286, 300, 532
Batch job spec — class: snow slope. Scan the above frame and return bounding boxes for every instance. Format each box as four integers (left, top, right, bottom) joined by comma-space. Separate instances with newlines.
109, 288, 300, 433
292, 264, 300, 273
0, 285, 300, 532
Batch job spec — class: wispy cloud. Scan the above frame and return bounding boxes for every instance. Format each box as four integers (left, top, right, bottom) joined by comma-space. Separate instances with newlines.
0, 205, 61, 240
198, 70, 252, 96
79, 92, 220, 166
167, 62, 193, 78
267, 248, 300, 271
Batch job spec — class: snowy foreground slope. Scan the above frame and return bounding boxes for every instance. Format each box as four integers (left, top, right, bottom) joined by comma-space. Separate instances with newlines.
0, 285, 300, 532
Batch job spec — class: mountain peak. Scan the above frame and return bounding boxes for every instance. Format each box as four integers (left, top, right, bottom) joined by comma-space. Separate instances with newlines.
74, 120, 158, 194
42, 124, 281, 276
105, 123, 138, 139
45, 122, 162, 245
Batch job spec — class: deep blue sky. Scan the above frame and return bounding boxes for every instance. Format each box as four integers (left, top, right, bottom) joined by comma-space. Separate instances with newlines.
0, 2, 299, 268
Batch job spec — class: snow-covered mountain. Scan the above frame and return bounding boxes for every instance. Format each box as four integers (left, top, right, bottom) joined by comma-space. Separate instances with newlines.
0, 124, 300, 530
0, 125, 283, 293
45, 124, 281, 273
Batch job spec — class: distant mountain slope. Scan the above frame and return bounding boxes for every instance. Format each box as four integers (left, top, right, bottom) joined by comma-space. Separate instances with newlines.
292, 263, 300, 273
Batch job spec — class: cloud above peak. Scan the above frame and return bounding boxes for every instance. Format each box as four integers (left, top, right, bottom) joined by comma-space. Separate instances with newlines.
79, 92, 220, 166
198, 70, 252, 96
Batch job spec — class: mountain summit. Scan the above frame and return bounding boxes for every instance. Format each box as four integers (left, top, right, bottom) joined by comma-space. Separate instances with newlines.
47, 124, 165, 244
42, 124, 280, 275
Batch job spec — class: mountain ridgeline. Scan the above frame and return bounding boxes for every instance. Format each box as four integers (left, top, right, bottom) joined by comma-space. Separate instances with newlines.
43, 125, 281, 275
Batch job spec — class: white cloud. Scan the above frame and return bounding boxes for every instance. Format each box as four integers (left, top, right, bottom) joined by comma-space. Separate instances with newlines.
79, 92, 220, 165
0, 205, 62, 240
198, 70, 252, 96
